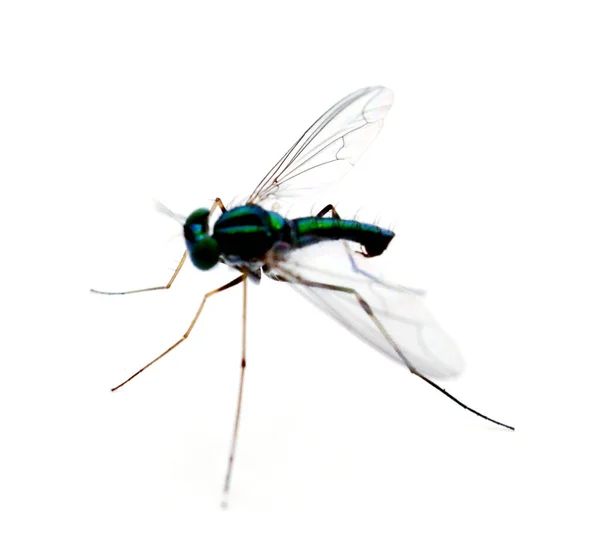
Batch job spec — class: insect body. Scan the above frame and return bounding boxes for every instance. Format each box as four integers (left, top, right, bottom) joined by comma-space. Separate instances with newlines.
92, 86, 513, 508
185, 203, 394, 280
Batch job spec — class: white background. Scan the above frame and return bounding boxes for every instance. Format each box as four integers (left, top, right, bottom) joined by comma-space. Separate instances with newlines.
1, 1, 599, 537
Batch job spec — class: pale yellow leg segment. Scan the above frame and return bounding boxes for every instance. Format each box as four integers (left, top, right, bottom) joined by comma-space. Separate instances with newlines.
110, 274, 245, 391
221, 273, 248, 509
91, 251, 188, 296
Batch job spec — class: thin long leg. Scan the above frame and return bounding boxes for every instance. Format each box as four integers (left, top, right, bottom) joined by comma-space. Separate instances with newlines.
316, 203, 341, 218
91, 251, 188, 296
111, 274, 245, 391
91, 198, 228, 296
281, 273, 514, 431
221, 273, 248, 509
209, 197, 227, 215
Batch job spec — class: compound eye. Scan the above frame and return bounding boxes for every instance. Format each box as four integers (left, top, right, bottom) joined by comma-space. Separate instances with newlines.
189, 235, 220, 270
184, 208, 210, 241
185, 208, 210, 227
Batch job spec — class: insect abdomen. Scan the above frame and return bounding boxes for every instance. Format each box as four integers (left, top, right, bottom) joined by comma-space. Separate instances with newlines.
292, 218, 394, 257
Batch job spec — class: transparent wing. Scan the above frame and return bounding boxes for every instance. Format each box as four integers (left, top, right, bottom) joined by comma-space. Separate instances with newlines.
266, 242, 465, 380
246, 86, 393, 206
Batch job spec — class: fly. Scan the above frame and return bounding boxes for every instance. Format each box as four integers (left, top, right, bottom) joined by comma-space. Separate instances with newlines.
91, 86, 514, 508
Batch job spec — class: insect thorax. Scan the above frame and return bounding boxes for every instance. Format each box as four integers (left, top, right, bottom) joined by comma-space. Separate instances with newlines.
212, 204, 293, 262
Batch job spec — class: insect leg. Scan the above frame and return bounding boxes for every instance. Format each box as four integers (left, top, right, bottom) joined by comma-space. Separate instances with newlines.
221, 273, 248, 509
90, 251, 188, 296
110, 274, 246, 391
281, 273, 514, 431
316, 203, 342, 218
91, 199, 228, 296
208, 197, 227, 217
